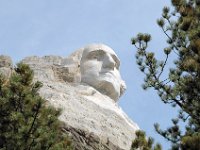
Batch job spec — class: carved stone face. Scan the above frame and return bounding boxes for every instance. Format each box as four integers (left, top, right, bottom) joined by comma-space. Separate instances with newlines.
80, 44, 126, 101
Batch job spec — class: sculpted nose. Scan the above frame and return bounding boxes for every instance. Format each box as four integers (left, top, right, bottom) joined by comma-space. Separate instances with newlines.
103, 54, 115, 69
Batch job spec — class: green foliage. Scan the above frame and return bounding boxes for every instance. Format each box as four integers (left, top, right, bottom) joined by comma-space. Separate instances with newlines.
181, 133, 200, 150
131, 130, 162, 150
0, 63, 73, 150
132, 0, 200, 149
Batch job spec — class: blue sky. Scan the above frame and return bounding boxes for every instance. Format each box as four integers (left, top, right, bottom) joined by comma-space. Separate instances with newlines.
0, 0, 178, 149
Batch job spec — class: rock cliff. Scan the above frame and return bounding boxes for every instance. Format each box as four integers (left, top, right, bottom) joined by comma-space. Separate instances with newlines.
0, 44, 139, 150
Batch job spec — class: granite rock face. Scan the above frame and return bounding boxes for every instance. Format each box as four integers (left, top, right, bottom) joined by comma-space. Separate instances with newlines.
0, 44, 139, 150
0, 55, 13, 78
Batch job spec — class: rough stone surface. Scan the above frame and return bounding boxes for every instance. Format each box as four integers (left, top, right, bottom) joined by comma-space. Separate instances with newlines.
0, 55, 13, 78
0, 55, 12, 67
1, 44, 139, 150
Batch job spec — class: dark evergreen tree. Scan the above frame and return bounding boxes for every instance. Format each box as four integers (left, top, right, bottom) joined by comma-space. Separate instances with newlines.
131, 131, 161, 150
0, 63, 73, 150
131, 0, 200, 149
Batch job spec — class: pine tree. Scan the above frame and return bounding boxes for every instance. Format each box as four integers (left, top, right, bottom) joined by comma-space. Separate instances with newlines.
131, 0, 200, 149
0, 63, 73, 150
131, 131, 162, 150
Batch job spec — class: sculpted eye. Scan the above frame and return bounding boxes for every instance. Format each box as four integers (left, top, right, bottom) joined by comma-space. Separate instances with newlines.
87, 50, 105, 60
87, 52, 99, 59
91, 54, 98, 59
115, 62, 120, 69
112, 55, 120, 69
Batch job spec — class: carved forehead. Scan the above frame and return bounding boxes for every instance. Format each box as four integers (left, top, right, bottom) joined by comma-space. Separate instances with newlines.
82, 44, 119, 60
